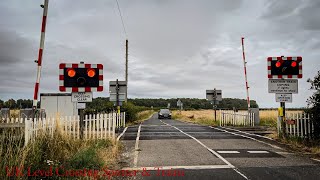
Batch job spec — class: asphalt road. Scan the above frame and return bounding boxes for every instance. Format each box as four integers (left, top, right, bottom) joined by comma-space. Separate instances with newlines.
118, 114, 320, 180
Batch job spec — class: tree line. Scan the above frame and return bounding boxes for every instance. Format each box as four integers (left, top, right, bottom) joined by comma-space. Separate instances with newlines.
0, 99, 33, 109
128, 98, 258, 110
0, 97, 258, 110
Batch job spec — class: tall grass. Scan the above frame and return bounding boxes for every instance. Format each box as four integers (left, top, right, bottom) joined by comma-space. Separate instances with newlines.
172, 110, 220, 126
259, 110, 303, 127
0, 125, 120, 179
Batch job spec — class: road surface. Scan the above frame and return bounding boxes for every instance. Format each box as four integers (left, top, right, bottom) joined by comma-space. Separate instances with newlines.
118, 114, 320, 180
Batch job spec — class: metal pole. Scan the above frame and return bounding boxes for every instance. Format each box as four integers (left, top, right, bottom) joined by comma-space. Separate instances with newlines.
79, 109, 84, 139
125, 39, 128, 103
213, 88, 217, 121
241, 37, 251, 112
280, 102, 286, 138
32, 0, 49, 119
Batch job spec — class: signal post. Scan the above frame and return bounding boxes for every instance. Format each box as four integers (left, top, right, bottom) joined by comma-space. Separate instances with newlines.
267, 56, 302, 138
59, 62, 104, 139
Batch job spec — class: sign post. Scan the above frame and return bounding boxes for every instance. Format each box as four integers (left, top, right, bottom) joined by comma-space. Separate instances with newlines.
206, 89, 222, 121
267, 56, 302, 138
59, 62, 103, 139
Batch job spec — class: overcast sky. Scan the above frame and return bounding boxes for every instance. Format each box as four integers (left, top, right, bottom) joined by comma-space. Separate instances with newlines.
0, 0, 319, 108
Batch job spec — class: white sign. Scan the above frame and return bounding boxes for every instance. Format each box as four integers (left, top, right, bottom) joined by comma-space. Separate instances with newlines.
276, 93, 292, 103
71, 92, 93, 102
77, 103, 86, 109
109, 94, 126, 102
177, 99, 182, 107
268, 79, 298, 94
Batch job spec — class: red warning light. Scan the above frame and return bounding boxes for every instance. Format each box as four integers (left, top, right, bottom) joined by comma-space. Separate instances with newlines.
67, 68, 76, 77
291, 61, 297, 67
275, 61, 281, 68
87, 68, 96, 77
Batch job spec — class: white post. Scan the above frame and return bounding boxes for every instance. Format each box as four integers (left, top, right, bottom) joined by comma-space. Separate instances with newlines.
89, 114, 92, 139
85, 115, 88, 140
100, 114, 103, 139
24, 119, 29, 146
107, 113, 110, 137
303, 113, 307, 138
104, 114, 107, 139
96, 114, 100, 139
93, 114, 96, 139
308, 113, 311, 139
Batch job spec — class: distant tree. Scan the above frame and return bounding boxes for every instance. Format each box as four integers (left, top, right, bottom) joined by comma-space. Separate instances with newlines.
0, 99, 4, 108
4, 99, 16, 109
307, 70, 320, 139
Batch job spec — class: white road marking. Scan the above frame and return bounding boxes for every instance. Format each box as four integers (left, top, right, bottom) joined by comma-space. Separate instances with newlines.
116, 127, 128, 141
141, 125, 168, 127
221, 126, 274, 141
160, 120, 249, 180
133, 124, 142, 167
122, 165, 231, 171
311, 158, 320, 163
211, 126, 283, 150
247, 151, 269, 154
217, 151, 240, 154
275, 151, 293, 155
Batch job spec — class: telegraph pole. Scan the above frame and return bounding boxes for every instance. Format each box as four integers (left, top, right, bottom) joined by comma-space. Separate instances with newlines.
32, 0, 49, 119
125, 39, 128, 103
213, 88, 217, 121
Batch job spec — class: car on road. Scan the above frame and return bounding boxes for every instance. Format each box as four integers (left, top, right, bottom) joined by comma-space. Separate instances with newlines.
158, 109, 172, 119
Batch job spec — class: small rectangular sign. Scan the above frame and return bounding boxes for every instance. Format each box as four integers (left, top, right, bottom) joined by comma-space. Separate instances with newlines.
76, 103, 86, 109
206, 90, 222, 101
109, 93, 126, 102
275, 93, 292, 103
268, 79, 298, 94
71, 92, 93, 102
109, 81, 127, 94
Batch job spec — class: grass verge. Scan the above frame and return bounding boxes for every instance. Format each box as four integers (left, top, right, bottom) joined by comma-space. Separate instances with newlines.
267, 132, 320, 158
126, 110, 155, 126
0, 128, 120, 179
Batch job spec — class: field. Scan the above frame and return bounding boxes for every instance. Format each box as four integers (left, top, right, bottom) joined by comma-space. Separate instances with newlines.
173, 109, 303, 127
172, 110, 220, 126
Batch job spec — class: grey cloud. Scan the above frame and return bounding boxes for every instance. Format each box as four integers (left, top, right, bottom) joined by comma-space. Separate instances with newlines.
0, 0, 319, 108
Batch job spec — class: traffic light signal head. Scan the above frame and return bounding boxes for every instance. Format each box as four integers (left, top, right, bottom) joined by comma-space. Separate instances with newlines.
59, 63, 103, 92
267, 56, 302, 79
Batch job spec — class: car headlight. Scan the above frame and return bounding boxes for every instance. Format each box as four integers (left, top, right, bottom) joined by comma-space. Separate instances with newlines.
159, 113, 162, 115
169, 113, 172, 115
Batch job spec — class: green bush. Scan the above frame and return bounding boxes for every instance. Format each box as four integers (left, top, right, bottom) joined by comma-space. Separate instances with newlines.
121, 102, 150, 123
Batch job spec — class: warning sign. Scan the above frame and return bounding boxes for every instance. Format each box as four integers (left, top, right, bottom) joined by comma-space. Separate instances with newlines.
275, 93, 292, 103
71, 92, 93, 102
268, 79, 298, 94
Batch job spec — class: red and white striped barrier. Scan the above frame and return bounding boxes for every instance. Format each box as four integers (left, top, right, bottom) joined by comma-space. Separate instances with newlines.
241, 37, 250, 109
33, 0, 49, 108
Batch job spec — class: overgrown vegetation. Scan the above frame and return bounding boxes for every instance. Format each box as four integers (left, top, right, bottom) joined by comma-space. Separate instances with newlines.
306, 70, 320, 140
85, 97, 151, 123
0, 129, 119, 179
